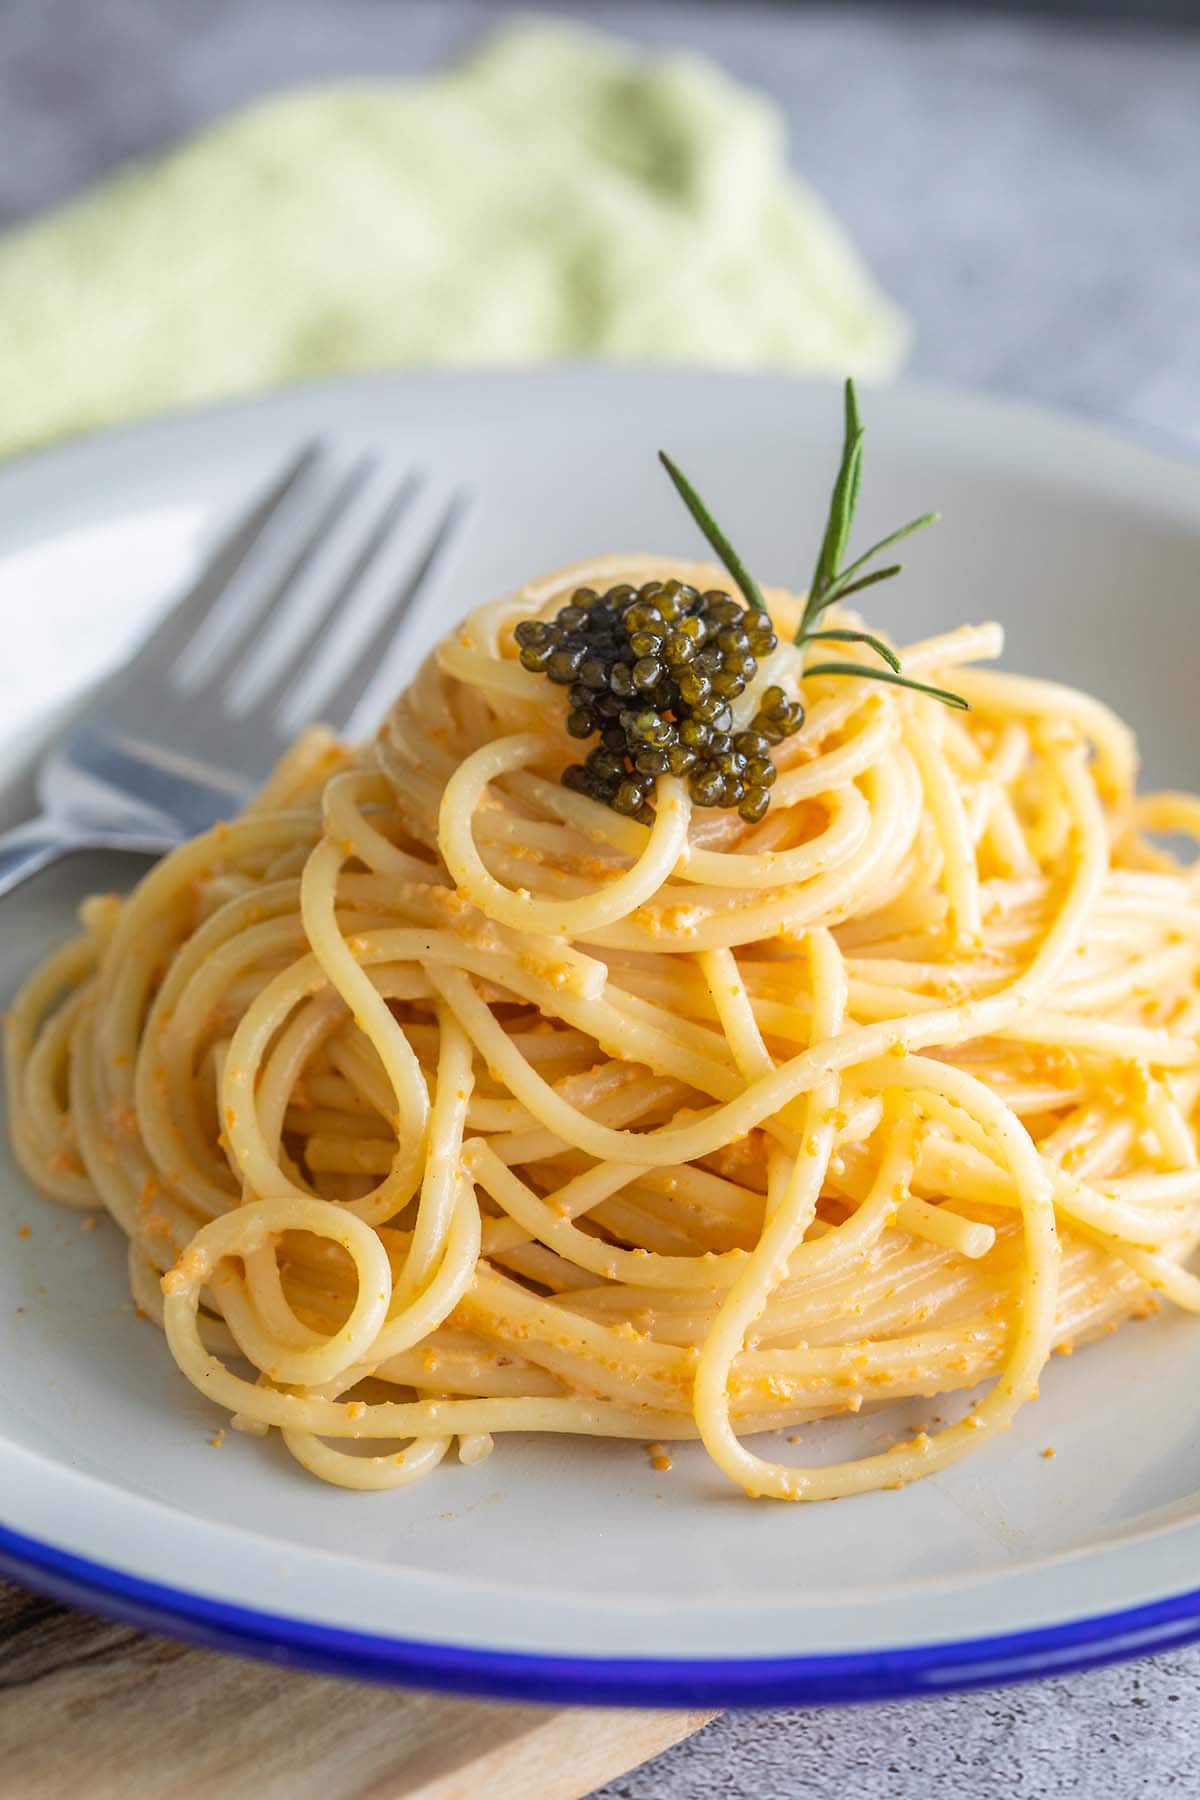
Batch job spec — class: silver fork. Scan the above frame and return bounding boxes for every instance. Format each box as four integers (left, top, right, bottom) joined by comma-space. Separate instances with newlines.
0, 446, 465, 901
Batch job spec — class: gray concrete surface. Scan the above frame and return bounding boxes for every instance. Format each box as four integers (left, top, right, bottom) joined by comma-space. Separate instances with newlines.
2, 2, 1198, 1794
602, 1653, 1200, 1796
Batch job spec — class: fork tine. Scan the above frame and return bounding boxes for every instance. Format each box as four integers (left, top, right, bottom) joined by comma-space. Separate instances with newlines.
123, 441, 323, 680
190, 453, 377, 696
246, 471, 423, 721
305, 490, 468, 736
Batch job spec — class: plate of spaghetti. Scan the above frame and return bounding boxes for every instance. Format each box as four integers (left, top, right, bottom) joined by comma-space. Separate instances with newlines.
1, 368, 1199, 1704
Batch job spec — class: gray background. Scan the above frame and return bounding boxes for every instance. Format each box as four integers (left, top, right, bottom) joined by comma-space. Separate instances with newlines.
2, 2, 1199, 1795
3, 0, 1199, 451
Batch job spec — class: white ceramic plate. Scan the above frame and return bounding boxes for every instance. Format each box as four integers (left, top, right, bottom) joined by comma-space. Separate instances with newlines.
2, 369, 1199, 1705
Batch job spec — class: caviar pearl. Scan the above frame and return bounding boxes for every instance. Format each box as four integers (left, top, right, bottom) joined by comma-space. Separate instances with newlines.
514, 580, 803, 822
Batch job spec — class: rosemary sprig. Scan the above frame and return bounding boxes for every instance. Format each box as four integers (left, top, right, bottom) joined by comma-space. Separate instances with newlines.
659, 380, 967, 711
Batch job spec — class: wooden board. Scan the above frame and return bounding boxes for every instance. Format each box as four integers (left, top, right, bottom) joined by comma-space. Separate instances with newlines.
0, 1581, 714, 1799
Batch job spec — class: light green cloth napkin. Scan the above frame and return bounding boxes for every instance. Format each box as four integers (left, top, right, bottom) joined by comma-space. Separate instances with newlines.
0, 20, 908, 459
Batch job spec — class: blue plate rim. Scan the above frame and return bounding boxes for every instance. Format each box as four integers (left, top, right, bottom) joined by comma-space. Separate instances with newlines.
4, 1516, 1200, 1705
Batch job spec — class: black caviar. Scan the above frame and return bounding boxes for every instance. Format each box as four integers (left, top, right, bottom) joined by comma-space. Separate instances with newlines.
514, 580, 803, 825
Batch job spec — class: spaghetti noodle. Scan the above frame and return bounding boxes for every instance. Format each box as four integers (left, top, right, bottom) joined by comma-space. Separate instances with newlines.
7, 556, 1200, 1500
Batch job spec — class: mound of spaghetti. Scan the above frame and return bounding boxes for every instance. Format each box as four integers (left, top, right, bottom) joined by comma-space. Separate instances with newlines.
7, 555, 1200, 1501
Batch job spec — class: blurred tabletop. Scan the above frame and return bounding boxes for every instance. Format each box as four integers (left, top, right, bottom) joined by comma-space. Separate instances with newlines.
2, 3, 1200, 1798
3, 0, 1199, 451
